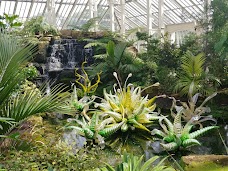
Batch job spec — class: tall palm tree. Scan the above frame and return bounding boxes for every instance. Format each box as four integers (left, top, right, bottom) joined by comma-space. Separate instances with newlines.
0, 32, 70, 135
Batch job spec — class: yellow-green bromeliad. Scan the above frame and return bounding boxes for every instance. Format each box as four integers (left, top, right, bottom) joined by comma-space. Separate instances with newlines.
95, 72, 161, 137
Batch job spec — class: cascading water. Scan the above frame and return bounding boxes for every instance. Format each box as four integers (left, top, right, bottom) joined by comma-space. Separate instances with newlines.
43, 38, 94, 84
47, 39, 93, 72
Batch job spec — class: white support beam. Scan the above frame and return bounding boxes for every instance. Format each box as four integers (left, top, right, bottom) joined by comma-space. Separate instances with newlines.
204, 0, 212, 31
75, 1, 89, 24
98, 7, 109, 24
56, 0, 63, 16
116, 8, 142, 28
165, 21, 197, 33
158, 0, 164, 37
170, 0, 195, 20
189, 0, 203, 13
133, 1, 158, 26
94, 0, 98, 31
27, 0, 35, 19
62, 0, 79, 29
109, 0, 115, 32
120, 0, 125, 35
147, 0, 153, 35
45, 0, 56, 26
89, 0, 94, 19
13, 0, 19, 14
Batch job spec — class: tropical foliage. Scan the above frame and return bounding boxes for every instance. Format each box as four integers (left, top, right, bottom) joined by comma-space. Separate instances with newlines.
89, 40, 143, 92
22, 16, 59, 36
171, 84, 217, 128
137, 33, 181, 93
95, 151, 175, 171
0, 13, 22, 31
151, 110, 218, 151
174, 51, 220, 96
203, 0, 228, 87
0, 117, 15, 138
0, 32, 69, 136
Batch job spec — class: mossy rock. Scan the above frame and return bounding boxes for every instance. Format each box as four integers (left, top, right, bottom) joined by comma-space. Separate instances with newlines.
27, 116, 43, 126
182, 155, 228, 171
34, 41, 50, 63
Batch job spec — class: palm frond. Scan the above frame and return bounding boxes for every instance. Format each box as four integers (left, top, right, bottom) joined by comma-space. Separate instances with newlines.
181, 52, 205, 78
0, 32, 37, 105
0, 84, 70, 134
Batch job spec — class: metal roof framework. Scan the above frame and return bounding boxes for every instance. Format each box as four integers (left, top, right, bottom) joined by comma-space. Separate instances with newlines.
0, 0, 206, 31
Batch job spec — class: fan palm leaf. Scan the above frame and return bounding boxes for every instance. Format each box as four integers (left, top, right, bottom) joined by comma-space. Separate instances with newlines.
0, 32, 71, 136
0, 84, 70, 134
0, 32, 37, 105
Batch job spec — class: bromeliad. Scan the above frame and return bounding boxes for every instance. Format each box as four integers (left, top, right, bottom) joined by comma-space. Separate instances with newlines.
151, 109, 219, 151
95, 72, 161, 135
171, 82, 217, 128
67, 85, 95, 121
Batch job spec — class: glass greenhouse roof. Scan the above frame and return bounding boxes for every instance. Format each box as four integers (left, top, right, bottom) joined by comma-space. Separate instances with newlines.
0, 0, 205, 30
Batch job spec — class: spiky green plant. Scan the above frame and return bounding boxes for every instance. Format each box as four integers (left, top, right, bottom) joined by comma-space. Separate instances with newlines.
66, 85, 96, 121
0, 84, 70, 135
67, 114, 100, 139
66, 113, 113, 144
0, 117, 15, 138
75, 61, 101, 96
171, 83, 217, 128
94, 151, 175, 171
0, 32, 70, 136
95, 72, 160, 136
151, 110, 219, 151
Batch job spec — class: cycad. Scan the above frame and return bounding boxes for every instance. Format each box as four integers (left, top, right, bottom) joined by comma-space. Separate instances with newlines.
0, 84, 70, 135
0, 117, 15, 137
